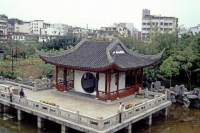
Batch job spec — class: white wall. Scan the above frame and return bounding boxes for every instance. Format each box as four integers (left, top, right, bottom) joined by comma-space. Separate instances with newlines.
30, 20, 44, 35
98, 73, 105, 91
15, 22, 31, 34
119, 73, 125, 89
74, 70, 125, 94
74, 70, 96, 95
12, 35, 25, 41
41, 27, 60, 35
110, 72, 125, 92
110, 74, 117, 92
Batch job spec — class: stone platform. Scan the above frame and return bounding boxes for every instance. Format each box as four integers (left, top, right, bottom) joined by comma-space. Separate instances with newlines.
0, 83, 171, 133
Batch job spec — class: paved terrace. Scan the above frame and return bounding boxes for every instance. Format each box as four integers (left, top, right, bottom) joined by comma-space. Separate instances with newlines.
0, 85, 147, 118
0, 82, 171, 133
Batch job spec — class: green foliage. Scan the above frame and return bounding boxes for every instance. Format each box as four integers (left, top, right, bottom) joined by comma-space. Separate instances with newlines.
160, 56, 180, 78
40, 35, 83, 52
33, 62, 54, 78
143, 68, 159, 88
118, 36, 139, 49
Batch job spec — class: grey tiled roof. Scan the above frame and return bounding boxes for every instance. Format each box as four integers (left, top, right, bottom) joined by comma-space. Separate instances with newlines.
36, 38, 164, 71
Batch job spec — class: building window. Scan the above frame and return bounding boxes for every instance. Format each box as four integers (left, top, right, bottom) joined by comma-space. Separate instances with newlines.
143, 23, 146, 25
160, 22, 163, 25
169, 23, 172, 26
147, 23, 150, 25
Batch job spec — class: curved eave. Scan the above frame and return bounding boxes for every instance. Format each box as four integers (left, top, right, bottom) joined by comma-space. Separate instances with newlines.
39, 55, 115, 72
112, 48, 165, 71
113, 57, 161, 71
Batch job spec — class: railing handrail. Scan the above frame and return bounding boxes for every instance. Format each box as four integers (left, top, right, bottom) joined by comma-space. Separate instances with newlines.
0, 83, 168, 131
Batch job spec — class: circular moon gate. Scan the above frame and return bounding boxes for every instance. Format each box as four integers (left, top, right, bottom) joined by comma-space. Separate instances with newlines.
81, 73, 95, 93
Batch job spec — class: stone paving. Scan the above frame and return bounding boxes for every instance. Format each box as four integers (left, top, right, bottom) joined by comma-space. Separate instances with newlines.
0, 85, 149, 118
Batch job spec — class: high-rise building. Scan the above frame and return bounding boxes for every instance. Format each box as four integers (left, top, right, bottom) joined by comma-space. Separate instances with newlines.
142, 9, 150, 18
0, 14, 8, 45
141, 9, 178, 41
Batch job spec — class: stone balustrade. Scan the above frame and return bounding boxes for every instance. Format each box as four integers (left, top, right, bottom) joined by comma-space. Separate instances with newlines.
0, 89, 168, 131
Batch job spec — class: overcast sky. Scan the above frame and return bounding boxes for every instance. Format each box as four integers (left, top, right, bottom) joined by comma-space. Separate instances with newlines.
1, 0, 200, 30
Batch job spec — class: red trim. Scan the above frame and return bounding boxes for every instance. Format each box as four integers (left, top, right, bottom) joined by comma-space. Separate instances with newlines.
40, 56, 158, 72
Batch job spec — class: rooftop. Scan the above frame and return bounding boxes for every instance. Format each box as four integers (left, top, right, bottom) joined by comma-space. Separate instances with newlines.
37, 38, 164, 71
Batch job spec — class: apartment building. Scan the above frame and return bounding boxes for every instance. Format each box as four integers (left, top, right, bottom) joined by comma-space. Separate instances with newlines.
141, 9, 178, 41
100, 23, 132, 37
0, 14, 8, 45
7, 18, 23, 32
30, 20, 50, 35
50, 23, 68, 35
189, 24, 200, 35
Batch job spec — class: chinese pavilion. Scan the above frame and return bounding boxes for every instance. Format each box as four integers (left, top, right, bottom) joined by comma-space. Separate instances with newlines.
36, 38, 164, 101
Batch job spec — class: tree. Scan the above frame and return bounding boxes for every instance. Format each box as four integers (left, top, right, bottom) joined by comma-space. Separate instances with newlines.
40, 35, 83, 52
33, 62, 54, 78
160, 56, 180, 87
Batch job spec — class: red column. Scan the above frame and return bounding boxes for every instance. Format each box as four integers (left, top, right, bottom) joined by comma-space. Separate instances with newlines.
117, 72, 119, 98
135, 70, 138, 91
56, 66, 58, 89
107, 72, 111, 100
141, 68, 143, 88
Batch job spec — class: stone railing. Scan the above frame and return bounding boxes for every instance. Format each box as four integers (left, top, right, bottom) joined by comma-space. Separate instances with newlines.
0, 80, 34, 90
0, 90, 168, 131
0, 80, 52, 91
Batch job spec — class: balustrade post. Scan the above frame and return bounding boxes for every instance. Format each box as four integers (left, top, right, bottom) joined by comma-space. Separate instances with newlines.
165, 91, 168, 101
98, 118, 104, 130
24, 96, 27, 106
155, 95, 158, 105
133, 105, 135, 116
39, 100, 42, 110
145, 88, 148, 98
76, 111, 79, 123
56, 105, 60, 116
145, 99, 148, 110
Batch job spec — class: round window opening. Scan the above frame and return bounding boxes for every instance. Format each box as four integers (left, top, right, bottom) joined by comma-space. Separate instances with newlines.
81, 72, 95, 93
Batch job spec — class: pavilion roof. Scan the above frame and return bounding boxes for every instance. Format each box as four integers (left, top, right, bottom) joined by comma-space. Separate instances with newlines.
36, 38, 164, 71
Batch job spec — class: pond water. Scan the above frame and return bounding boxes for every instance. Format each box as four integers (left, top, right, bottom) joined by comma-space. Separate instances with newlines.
1, 104, 200, 133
